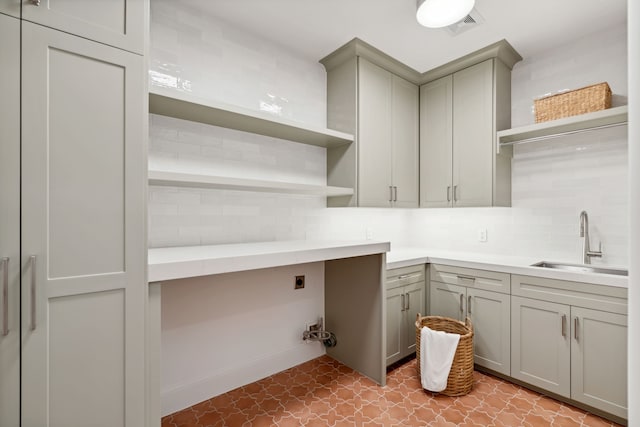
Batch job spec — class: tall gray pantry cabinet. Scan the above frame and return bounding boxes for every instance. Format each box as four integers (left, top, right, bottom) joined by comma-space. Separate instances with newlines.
0, 1, 148, 426
0, 11, 21, 427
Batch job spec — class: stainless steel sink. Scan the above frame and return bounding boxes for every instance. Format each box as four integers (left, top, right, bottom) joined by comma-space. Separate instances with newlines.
531, 261, 628, 276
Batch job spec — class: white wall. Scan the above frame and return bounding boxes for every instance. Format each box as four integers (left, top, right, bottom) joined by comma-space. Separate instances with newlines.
150, 0, 326, 126
148, 114, 327, 248
150, 3, 331, 414
150, 1, 630, 414
511, 24, 627, 128
627, 0, 638, 423
160, 263, 325, 415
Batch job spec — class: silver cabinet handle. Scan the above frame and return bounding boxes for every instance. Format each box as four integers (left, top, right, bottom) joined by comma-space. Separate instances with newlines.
2, 257, 8, 336
574, 317, 579, 341
467, 295, 472, 315
30, 255, 36, 331
561, 314, 566, 337
31, 0, 40, 5
456, 274, 476, 282
393, 186, 398, 202
405, 292, 410, 311
401, 293, 405, 312
446, 186, 451, 202
453, 185, 458, 202
459, 293, 464, 314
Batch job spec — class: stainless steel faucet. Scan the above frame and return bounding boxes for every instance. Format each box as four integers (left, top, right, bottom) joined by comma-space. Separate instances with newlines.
579, 211, 602, 264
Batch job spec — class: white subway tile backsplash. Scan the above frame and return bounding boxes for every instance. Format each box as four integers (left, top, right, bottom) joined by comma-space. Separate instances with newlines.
148, 3, 628, 265
150, 1, 327, 127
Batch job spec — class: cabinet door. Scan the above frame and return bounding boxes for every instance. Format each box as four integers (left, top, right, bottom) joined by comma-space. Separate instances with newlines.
358, 57, 392, 207
21, 22, 146, 427
430, 281, 465, 321
386, 287, 404, 365
403, 282, 425, 356
0, 0, 20, 18
468, 288, 510, 376
21, 0, 145, 54
452, 59, 494, 207
419, 75, 453, 207
511, 296, 570, 397
391, 74, 419, 208
571, 307, 627, 419
0, 13, 20, 427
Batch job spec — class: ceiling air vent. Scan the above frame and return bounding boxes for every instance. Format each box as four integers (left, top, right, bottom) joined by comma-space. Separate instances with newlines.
444, 8, 484, 36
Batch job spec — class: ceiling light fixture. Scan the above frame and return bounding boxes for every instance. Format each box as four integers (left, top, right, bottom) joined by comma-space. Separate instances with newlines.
416, 0, 475, 28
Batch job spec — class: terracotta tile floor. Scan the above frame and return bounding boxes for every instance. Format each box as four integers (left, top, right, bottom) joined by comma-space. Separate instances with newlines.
162, 355, 622, 427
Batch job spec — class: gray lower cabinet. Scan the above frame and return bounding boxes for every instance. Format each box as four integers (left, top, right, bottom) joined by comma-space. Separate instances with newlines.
0, 12, 20, 427
511, 275, 627, 419
571, 307, 627, 419
386, 266, 425, 365
511, 296, 571, 397
21, 22, 146, 427
429, 265, 511, 376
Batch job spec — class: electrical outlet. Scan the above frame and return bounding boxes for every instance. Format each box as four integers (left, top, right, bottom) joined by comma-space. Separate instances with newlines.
294, 275, 305, 289
478, 229, 488, 243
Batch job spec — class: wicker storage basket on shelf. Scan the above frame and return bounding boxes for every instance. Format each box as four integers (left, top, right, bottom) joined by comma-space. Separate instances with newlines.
534, 82, 611, 123
415, 314, 474, 397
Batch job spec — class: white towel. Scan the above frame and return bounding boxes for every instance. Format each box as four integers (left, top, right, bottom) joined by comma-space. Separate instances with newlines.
420, 325, 461, 392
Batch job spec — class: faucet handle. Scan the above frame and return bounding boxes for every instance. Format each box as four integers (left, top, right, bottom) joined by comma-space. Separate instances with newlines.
587, 242, 603, 259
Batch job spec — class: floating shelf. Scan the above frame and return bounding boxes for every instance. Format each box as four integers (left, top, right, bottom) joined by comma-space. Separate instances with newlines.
497, 105, 628, 146
149, 87, 354, 148
148, 169, 354, 197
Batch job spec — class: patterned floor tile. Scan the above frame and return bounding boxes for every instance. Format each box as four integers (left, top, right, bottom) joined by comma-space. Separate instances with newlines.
161, 355, 623, 427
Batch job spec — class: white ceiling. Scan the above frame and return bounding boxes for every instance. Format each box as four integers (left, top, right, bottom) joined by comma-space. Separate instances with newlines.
180, 0, 626, 72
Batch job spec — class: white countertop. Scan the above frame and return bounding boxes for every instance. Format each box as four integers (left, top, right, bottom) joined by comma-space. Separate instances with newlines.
147, 240, 627, 288
387, 247, 628, 288
148, 240, 390, 282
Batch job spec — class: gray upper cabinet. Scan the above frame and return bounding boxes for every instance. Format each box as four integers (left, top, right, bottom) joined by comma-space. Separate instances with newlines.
21, 0, 145, 54
420, 42, 521, 208
391, 74, 419, 208
452, 60, 496, 207
0, 0, 20, 18
358, 60, 418, 207
419, 75, 453, 207
0, 13, 20, 427
358, 58, 394, 206
322, 40, 419, 208
21, 21, 146, 427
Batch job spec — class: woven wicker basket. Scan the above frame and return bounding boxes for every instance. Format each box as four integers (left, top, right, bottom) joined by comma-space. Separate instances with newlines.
534, 82, 611, 123
415, 314, 474, 397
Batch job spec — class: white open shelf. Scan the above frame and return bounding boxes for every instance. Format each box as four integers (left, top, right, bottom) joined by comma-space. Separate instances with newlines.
149, 87, 354, 148
148, 169, 354, 197
497, 105, 628, 146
